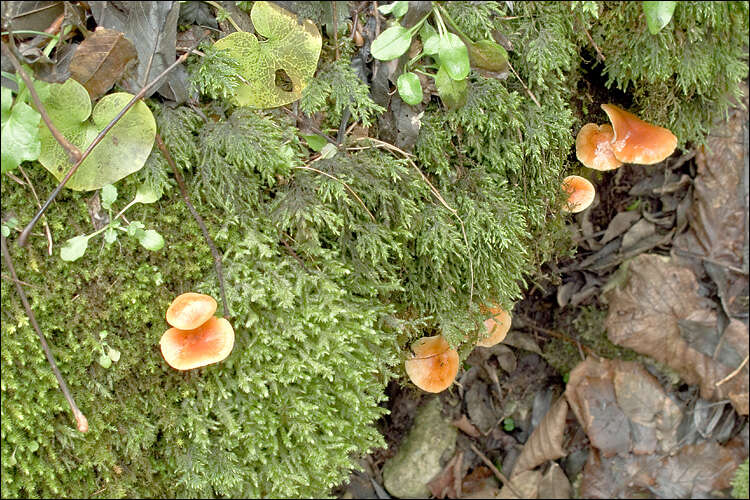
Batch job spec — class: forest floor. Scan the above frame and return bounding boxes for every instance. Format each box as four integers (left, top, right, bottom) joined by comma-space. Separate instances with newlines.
337, 83, 749, 499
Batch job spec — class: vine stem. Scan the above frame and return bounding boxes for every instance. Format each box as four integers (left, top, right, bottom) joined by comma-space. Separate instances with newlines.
17, 37, 205, 248
1, 232, 88, 433
2, 38, 82, 163
154, 134, 231, 319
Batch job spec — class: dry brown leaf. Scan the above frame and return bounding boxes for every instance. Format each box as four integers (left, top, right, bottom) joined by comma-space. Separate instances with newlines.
427, 451, 463, 499
512, 397, 569, 475
605, 254, 749, 414
69, 27, 137, 100
453, 414, 481, 438
538, 463, 571, 499
565, 357, 683, 457
581, 438, 747, 498
673, 94, 748, 319
498, 470, 542, 499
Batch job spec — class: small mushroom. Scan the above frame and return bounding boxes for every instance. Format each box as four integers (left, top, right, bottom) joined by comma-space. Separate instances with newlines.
601, 104, 677, 165
160, 316, 235, 371
575, 123, 623, 171
562, 175, 596, 213
477, 306, 512, 347
404, 335, 459, 393
166, 292, 217, 330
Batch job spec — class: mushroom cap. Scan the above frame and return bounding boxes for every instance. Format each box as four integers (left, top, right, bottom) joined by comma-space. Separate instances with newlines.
405, 335, 459, 393
477, 306, 512, 347
160, 316, 235, 370
601, 104, 677, 165
166, 292, 217, 330
562, 175, 596, 213
575, 123, 623, 171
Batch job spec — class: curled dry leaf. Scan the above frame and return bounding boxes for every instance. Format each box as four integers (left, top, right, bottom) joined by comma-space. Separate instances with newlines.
512, 396, 569, 476
69, 27, 137, 100
498, 469, 542, 499
673, 97, 749, 319
605, 254, 749, 414
565, 357, 683, 457
538, 462, 571, 499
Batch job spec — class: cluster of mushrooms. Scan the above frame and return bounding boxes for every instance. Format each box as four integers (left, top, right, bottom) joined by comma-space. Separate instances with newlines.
406, 104, 678, 393
405, 306, 512, 393
160, 292, 235, 370
563, 103, 678, 213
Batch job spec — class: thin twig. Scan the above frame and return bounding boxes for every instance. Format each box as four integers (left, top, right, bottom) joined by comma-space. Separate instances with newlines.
353, 137, 475, 303
671, 248, 748, 275
1, 232, 88, 433
295, 164, 376, 222
517, 314, 595, 357
204, 0, 243, 33
469, 443, 524, 498
280, 106, 337, 144
506, 59, 541, 108
716, 355, 749, 387
581, 18, 605, 62
1, 273, 42, 289
18, 166, 53, 256
154, 133, 231, 319
18, 37, 205, 247
2, 38, 82, 163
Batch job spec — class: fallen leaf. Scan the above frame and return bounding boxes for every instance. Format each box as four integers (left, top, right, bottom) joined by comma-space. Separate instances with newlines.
565, 357, 683, 456
213, 1, 322, 108
69, 27, 137, 100
90, 1, 187, 102
513, 397, 568, 475
452, 414, 481, 438
498, 469, 542, 499
538, 463, 571, 499
605, 254, 749, 414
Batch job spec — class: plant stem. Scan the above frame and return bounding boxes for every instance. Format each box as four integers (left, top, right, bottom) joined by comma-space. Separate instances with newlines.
154, 133, 231, 319
1, 232, 88, 433
17, 36, 206, 248
204, 0, 243, 33
2, 37, 83, 164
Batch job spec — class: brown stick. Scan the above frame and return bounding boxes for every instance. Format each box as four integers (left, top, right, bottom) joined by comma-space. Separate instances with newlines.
2, 39, 82, 163
154, 134, 231, 319
17, 37, 205, 248
506, 59, 541, 109
18, 166, 53, 256
716, 355, 749, 387
469, 443, 524, 498
1, 232, 88, 433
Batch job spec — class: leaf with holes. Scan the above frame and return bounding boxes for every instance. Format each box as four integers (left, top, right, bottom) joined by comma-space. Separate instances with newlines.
36, 78, 156, 191
212, 1, 322, 108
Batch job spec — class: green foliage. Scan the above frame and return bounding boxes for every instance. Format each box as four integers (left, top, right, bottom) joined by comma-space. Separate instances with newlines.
1, 85, 41, 174
300, 58, 385, 128
732, 458, 749, 499
188, 44, 246, 101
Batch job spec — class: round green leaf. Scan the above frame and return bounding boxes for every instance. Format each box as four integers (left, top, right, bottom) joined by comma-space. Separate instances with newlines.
435, 65, 468, 110
213, 1, 322, 108
98, 352, 112, 369
420, 23, 440, 55
378, 1, 409, 18
371, 25, 413, 61
107, 347, 121, 362
60, 235, 89, 261
137, 229, 164, 251
101, 184, 117, 210
134, 184, 162, 204
397, 72, 423, 106
643, 1, 676, 34
438, 32, 470, 81
1, 88, 41, 174
37, 79, 156, 191
468, 40, 508, 72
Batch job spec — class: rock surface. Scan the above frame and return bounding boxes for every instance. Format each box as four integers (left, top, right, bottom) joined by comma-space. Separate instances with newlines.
382, 397, 457, 498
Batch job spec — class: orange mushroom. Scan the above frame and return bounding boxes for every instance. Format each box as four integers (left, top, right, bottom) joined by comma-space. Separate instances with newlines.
601, 104, 677, 165
166, 292, 217, 330
404, 335, 459, 393
562, 175, 596, 213
477, 306, 512, 347
160, 316, 235, 370
575, 123, 623, 171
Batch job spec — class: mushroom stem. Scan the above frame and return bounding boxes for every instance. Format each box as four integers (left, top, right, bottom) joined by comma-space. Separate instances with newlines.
1, 232, 88, 432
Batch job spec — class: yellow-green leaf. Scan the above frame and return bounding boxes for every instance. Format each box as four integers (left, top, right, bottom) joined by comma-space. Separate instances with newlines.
213, 1, 322, 108
37, 79, 156, 191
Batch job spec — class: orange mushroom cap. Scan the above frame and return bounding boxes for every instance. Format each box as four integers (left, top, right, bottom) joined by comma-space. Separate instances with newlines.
562, 175, 596, 213
405, 335, 459, 393
477, 306, 512, 347
160, 316, 235, 370
166, 292, 217, 330
601, 104, 677, 165
575, 123, 623, 171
